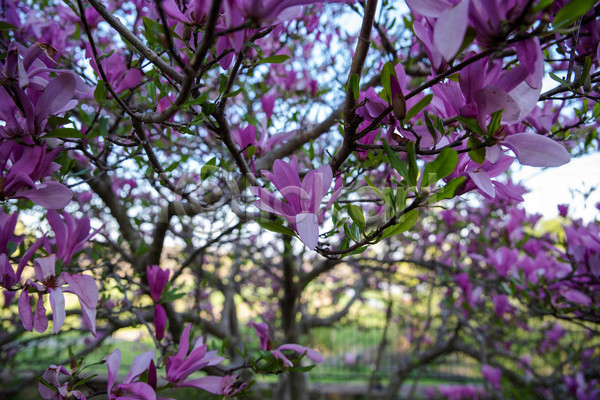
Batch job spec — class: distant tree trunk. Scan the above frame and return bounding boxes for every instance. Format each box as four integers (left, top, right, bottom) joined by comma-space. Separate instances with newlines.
278, 237, 309, 400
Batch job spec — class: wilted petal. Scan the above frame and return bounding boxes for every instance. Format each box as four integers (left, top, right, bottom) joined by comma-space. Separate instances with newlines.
34, 293, 48, 333
501, 133, 570, 167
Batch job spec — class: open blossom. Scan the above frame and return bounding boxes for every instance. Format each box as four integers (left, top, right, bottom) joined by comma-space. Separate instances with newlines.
105, 348, 156, 400
165, 324, 236, 395
38, 365, 86, 400
18, 255, 98, 335
251, 159, 342, 250
0, 142, 72, 209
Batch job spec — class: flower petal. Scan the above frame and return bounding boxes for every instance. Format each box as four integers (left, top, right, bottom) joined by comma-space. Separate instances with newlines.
501, 133, 570, 167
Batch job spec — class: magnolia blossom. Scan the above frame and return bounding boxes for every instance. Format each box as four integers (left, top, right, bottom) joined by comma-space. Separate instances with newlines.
105, 349, 156, 400
251, 159, 342, 250
19, 255, 98, 335
165, 324, 235, 394
38, 365, 86, 400
251, 322, 324, 367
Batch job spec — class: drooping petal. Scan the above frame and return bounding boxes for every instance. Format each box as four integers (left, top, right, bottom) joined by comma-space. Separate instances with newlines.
34, 293, 48, 333
49, 289, 65, 334
154, 304, 167, 341
19, 288, 33, 331
295, 212, 319, 250
501, 133, 570, 167
18, 182, 72, 209
468, 170, 495, 198
278, 343, 325, 363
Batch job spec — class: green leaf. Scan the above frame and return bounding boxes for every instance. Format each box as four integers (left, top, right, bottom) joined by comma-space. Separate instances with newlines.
456, 116, 485, 136
72, 374, 98, 389
0, 22, 17, 30
347, 205, 366, 230
579, 56, 592, 88
382, 139, 409, 182
406, 141, 418, 187
487, 109, 503, 135
533, 0, 554, 13
257, 55, 290, 64
381, 209, 419, 239
45, 128, 85, 138
349, 73, 360, 102
553, 0, 596, 29
467, 136, 486, 165
223, 87, 243, 98
421, 148, 459, 187
47, 116, 73, 129
405, 93, 433, 121
200, 157, 217, 180
256, 218, 296, 237
380, 62, 396, 103
427, 176, 466, 204
549, 72, 572, 89
94, 80, 107, 104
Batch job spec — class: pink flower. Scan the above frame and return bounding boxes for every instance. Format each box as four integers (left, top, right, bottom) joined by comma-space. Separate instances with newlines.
251, 321, 324, 367
481, 364, 502, 390
46, 210, 99, 264
19, 255, 98, 335
146, 265, 170, 303
251, 159, 342, 250
105, 348, 157, 400
165, 324, 227, 392
0, 142, 72, 209
38, 365, 86, 400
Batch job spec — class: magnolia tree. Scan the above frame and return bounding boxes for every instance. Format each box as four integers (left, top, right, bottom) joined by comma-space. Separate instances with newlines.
1, 0, 600, 399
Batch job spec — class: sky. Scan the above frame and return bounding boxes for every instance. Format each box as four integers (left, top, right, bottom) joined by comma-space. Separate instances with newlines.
514, 153, 600, 222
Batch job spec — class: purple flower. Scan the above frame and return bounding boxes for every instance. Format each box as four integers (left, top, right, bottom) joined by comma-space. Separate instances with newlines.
165, 324, 227, 392
105, 348, 157, 400
0, 142, 72, 209
46, 210, 98, 264
38, 365, 86, 400
19, 255, 98, 335
481, 364, 502, 390
251, 159, 342, 250
251, 320, 324, 367
146, 265, 170, 303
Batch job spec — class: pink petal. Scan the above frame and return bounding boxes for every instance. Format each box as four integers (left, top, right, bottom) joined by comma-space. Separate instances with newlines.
434, 0, 469, 61
19, 288, 33, 331
34, 293, 48, 333
501, 133, 570, 167
18, 182, 72, 209
125, 351, 155, 384
105, 348, 122, 394
49, 289, 65, 334
278, 344, 324, 364
406, 0, 450, 17
180, 376, 226, 394
35, 73, 76, 122
468, 170, 494, 198
295, 212, 319, 250
33, 255, 56, 281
